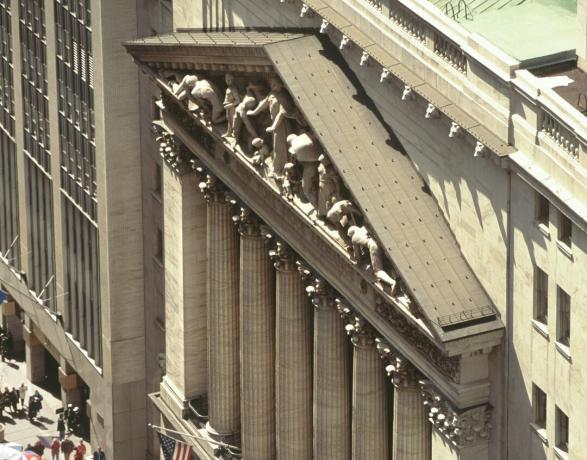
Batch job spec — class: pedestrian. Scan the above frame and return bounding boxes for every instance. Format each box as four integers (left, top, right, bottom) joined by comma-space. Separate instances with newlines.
74, 440, 86, 460
18, 381, 28, 408
93, 446, 106, 460
61, 437, 74, 460
57, 413, 66, 440
9, 387, 18, 414
51, 438, 61, 460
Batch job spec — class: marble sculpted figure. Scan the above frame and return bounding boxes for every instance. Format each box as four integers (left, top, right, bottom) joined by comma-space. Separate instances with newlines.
348, 225, 397, 291
166, 70, 406, 303
173, 74, 225, 124
247, 77, 302, 178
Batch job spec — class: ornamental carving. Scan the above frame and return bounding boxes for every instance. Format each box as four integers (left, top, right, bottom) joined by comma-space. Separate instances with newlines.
376, 339, 420, 388
152, 124, 192, 175
268, 240, 296, 271
153, 66, 467, 385
158, 71, 409, 307
233, 206, 263, 237
375, 296, 460, 381
420, 381, 492, 449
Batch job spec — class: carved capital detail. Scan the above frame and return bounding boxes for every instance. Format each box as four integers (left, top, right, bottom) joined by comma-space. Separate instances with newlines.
376, 339, 420, 387
337, 304, 376, 348
305, 276, 336, 311
269, 240, 296, 271
234, 206, 262, 236
198, 173, 230, 204
152, 123, 193, 175
420, 381, 492, 449
375, 296, 460, 381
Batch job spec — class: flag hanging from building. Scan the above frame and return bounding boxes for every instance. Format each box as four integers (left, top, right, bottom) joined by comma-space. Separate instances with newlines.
158, 433, 193, 460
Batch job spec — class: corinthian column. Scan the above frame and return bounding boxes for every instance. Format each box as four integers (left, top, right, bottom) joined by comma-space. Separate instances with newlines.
238, 209, 276, 459
390, 357, 431, 460
272, 242, 313, 460
346, 317, 388, 460
204, 177, 240, 439
307, 277, 351, 460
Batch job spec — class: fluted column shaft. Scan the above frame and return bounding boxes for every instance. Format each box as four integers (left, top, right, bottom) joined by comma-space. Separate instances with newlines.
239, 217, 276, 459
393, 375, 431, 460
207, 192, 240, 437
274, 248, 313, 460
352, 335, 389, 460
313, 291, 351, 459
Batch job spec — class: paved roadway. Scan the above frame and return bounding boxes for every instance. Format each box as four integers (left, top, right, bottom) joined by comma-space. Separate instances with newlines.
0, 354, 92, 459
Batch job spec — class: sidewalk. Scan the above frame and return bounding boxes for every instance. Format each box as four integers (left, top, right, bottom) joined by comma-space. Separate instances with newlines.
0, 354, 91, 459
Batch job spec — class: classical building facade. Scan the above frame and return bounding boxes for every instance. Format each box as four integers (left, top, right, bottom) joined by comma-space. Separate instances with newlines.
125, 0, 587, 459
1, 0, 585, 459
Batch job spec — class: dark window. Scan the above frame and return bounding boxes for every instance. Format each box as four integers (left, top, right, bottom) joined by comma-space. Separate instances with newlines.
535, 192, 549, 225
534, 267, 548, 325
155, 228, 164, 263
533, 384, 547, 429
556, 406, 569, 452
558, 213, 572, 246
556, 287, 570, 347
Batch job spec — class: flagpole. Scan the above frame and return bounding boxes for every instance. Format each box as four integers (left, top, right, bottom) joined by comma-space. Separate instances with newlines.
148, 423, 237, 450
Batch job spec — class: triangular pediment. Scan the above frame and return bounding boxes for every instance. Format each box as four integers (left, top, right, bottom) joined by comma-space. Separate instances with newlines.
126, 32, 503, 344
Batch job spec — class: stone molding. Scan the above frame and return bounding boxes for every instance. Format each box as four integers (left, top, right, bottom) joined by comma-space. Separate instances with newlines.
375, 296, 460, 380
420, 380, 492, 449
234, 206, 263, 237
268, 240, 296, 272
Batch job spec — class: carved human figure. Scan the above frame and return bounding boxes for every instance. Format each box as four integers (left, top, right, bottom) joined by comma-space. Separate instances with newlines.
173, 74, 225, 124
317, 154, 342, 218
222, 73, 241, 137
247, 78, 302, 178
347, 225, 397, 291
251, 137, 272, 176
282, 162, 298, 200
233, 85, 258, 144
326, 199, 360, 235
287, 133, 320, 209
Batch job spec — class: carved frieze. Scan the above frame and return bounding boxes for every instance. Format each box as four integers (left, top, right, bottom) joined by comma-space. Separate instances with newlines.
421, 381, 492, 449
375, 296, 460, 380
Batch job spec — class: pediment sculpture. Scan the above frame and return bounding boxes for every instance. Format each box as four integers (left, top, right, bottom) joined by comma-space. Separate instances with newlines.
162, 70, 409, 303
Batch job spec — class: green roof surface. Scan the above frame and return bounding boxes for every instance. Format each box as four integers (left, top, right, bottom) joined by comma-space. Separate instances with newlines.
435, 0, 577, 66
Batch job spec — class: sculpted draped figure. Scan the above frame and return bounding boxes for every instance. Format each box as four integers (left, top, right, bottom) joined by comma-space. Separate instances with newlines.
247, 77, 303, 178
348, 225, 398, 292
173, 74, 225, 124
287, 133, 320, 210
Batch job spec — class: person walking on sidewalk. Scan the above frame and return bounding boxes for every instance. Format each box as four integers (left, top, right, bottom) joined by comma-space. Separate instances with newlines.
93, 446, 106, 460
74, 440, 86, 460
51, 438, 61, 460
61, 437, 75, 460
57, 414, 66, 440
18, 382, 28, 409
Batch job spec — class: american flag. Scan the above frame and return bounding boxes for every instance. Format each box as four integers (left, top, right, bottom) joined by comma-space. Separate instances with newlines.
158, 433, 193, 460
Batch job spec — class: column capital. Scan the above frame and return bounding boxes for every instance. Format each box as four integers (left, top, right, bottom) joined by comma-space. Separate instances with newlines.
198, 173, 231, 204
305, 276, 336, 311
154, 126, 193, 176
268, 240, 296, 271
344, 315, 377, 348
234, 206, 263, 237
420, 380, 492, 449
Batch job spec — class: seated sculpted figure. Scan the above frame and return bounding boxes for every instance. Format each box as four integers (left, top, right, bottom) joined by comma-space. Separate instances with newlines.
251, 138, 272, 176
347, 225, 398, 292
173, 74, 225, 124
287, 133, 320, 209
282, 163, 299, 200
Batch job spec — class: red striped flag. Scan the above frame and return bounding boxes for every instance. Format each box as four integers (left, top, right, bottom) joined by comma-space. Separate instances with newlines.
158, 433, 193, 460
